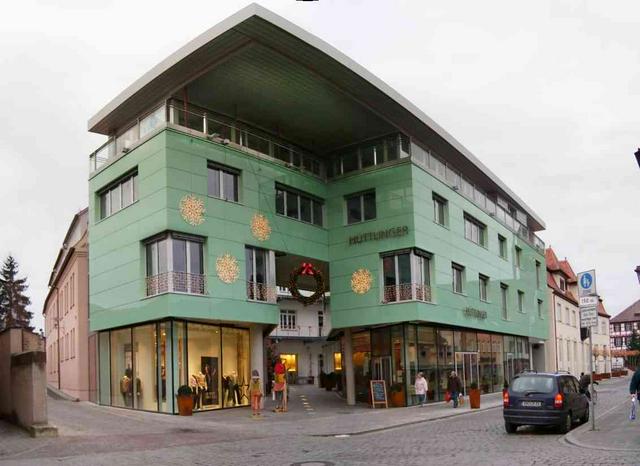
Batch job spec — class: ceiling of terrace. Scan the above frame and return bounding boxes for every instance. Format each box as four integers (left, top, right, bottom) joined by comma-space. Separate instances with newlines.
183, 42, 394, 153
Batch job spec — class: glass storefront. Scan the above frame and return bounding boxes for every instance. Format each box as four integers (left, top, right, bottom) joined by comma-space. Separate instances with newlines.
352, 324, 531, 406
98, 319, 250, 414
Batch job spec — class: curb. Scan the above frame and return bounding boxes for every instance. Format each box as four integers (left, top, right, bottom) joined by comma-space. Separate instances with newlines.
47, 385, 79, 402
314, 403, 502, 437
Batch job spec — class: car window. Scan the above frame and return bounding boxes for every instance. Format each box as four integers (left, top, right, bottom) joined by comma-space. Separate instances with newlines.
511, 376, 555, 393
571, 378, 581, 393
561, 377, 576, 394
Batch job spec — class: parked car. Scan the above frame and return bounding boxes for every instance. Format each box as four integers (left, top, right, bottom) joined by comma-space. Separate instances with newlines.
503, 371, 589, 434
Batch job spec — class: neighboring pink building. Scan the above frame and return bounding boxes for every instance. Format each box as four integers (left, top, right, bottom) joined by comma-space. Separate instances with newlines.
43, 208, 94, 401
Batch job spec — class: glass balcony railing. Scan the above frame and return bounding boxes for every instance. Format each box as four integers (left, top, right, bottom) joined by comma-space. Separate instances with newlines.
411, 141, 545, 253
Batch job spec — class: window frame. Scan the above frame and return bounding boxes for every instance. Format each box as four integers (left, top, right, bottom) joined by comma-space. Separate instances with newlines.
537, 299, 544, 319
279, 310, 297, 330
275, 184, 324, 227
432, 193, 447, 227
345, 190, 376, 225
517, 290, 525, 313
498, 235, 507, 259
479, 274, 489, 302
99, 170, 139, 220
452, 263, 465, 295
245, 246, 275, 302
207, 162, 240, 202
380, 249, 432, 303
514, 246, 522, 268
500, 283, 509, 319
463, 214, 486, 247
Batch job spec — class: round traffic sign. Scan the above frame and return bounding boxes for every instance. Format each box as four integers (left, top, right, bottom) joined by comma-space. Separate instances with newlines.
580, 273, 593, 289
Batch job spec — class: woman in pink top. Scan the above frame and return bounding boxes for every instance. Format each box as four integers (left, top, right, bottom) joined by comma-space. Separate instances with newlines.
415, 372, 428, 407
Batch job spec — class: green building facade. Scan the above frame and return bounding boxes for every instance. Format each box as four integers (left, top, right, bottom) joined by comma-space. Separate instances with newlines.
88, 5, 546, 413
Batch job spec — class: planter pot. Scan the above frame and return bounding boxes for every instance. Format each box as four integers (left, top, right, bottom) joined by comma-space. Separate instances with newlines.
177, 394, 194, 416
390, 391, 405, 407
469, 389, 481, 409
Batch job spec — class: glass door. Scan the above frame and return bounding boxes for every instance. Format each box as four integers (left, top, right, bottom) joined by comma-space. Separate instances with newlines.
372, 356, 392, 390
454, 352, 479, 396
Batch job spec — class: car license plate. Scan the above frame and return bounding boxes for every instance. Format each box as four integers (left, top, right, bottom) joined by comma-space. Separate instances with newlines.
521, 401, 542, 407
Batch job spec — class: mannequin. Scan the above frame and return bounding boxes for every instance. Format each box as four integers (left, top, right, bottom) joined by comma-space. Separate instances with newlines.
196, 371, 207, 408
120, 367, 133, 407
189, 373, 200, 409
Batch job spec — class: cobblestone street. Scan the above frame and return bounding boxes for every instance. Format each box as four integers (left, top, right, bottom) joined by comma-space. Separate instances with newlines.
1, 376, 638, 465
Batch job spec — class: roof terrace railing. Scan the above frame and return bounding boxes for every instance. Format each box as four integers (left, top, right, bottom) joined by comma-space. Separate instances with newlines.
411, 141, 545, 253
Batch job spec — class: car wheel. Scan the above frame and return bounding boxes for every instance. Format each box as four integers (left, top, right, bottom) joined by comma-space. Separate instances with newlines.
505, 421, 518, 434
558, 412, 572, 434
580, 408, 589, 424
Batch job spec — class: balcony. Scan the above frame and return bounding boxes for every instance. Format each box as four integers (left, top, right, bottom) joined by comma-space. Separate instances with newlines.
146, 271, 206, 296
271, 325, 328, 339
246, 281, 277, 304
382, 283, 432, 304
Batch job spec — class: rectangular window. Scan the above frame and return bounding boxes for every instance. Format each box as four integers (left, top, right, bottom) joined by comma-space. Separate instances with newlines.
501, 283, 508, 319
464, 214, 486, 246
498, 235, 507, 259
479, 274, 489, 302
346, 191, 376, 224
556, 303, 562, 322
559, 277, 566, 291
246, 246, 273, 302
276, 185, 324, 226
318, 311, 324, 329
145, 233, 205, 295
537, 299, 543, 319
452, 263, 465, 294
279, 310, 297, 330
433, 193, 447, 226
535, 261, 541, 288
518, 290, 525, 313
207, 163, 239, 202
99, 171, 138, 219
515, 246, 522, 268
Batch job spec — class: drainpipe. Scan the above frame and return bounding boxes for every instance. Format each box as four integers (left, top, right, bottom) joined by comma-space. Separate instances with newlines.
552, 293, 559, 371
54, 285, 61, 390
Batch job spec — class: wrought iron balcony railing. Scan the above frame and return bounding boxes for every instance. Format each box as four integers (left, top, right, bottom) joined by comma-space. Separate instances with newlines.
246, 281, 277, 304
382, 283, 432, 304
146, 272, 206, 296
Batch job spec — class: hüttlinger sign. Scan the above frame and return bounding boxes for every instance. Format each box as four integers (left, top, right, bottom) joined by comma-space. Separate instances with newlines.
349, 226, 409, 245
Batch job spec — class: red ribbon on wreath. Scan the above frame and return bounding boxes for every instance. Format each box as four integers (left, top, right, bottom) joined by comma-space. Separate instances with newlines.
301, 262, 315, 276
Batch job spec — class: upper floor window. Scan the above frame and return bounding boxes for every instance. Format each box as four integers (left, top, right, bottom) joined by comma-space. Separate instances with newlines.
464, 214, 486, 246
558, 277, 566, 291
99, 171, 138, 219
613, 323, 621, 332
280, 310, 296, 330
514, 246, 522, 268
208, 163, 239, 202
433, 193, 447, 226
500, 283, 509, 319
535, 260, 541, 288
145, 232, 205, 296
452, 263, 465, 294
537, 299, 544, 319
276, 185, 323, 227
518, 290, 525, 313
498, 235, 507, 259
331, 133, 408, 176
479, 274, 489, 302
245, 246, 275, 302
382, 249, 431, 303
346, 191, 376, 224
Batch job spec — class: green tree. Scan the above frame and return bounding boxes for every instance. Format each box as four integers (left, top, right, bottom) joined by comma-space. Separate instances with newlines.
626, 330, 640, 369
0, 255, 33, 331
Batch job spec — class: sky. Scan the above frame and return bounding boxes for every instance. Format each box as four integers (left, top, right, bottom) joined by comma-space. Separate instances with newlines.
0, 0, 639, 332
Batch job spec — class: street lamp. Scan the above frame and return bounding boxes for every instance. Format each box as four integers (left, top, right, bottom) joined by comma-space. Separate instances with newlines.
635, 265, 640, 284
635, 148, 640, 169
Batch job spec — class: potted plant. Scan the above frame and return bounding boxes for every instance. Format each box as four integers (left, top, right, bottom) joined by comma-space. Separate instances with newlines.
468, 381, 481, 409
177, 385, 194, 416
389, 382, 405, 407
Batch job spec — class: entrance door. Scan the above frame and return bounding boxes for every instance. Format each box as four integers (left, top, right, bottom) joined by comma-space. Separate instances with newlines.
454, 352, 479, 396
372, 356, 392, 390
505, 353, 515, 384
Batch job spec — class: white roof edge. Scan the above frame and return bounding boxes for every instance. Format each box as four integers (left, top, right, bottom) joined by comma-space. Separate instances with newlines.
87, 2, 545, 229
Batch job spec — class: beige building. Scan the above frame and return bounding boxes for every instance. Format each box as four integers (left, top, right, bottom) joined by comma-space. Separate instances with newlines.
43, 209, 94, 401
544, 248, 588, 376
591, 299, 611, 374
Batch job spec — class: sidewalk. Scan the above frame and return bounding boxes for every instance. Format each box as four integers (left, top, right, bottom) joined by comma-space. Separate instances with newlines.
565, 374, 639, 452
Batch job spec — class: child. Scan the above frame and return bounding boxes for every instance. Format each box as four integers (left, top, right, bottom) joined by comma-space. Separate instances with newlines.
415, 372, 428, 407
250, 370, 263, 417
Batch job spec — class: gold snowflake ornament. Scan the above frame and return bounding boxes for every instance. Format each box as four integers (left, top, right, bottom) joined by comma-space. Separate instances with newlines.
351, 268, 372, 295
251, 213, 271, 241
216, 253, 239, 284
180, 194, 205, 226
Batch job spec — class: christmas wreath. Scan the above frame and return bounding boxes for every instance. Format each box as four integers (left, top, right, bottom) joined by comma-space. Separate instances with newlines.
288, 262, 325, 306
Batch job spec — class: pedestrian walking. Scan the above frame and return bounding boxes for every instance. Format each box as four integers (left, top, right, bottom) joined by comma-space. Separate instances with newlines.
250, 370, 263, 418
629, 366, 640, 421
579, 372, 597, 400
447, 371, 462, 408
415, 372, 428, 407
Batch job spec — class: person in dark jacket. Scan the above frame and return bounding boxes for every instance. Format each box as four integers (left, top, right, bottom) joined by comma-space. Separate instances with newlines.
447, 371, 462, 408
630, 367, 640, 397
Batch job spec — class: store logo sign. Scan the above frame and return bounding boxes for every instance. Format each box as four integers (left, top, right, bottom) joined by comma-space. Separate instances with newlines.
463, 307, 487, 320
348, 225, 409, 245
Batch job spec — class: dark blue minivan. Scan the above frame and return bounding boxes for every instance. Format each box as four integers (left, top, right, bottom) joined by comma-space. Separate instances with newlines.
503, 371, 590, 434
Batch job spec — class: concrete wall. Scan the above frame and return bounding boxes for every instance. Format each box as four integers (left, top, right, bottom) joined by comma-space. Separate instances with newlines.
0, 328, 56, 436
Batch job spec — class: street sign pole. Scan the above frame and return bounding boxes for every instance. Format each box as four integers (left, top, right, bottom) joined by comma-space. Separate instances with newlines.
588, 326, 595, 431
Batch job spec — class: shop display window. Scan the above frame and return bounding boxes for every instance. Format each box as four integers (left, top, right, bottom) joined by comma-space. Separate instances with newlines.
110, 328, 133, 408
187, 323, 221, 411
222, 327, 250, 407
